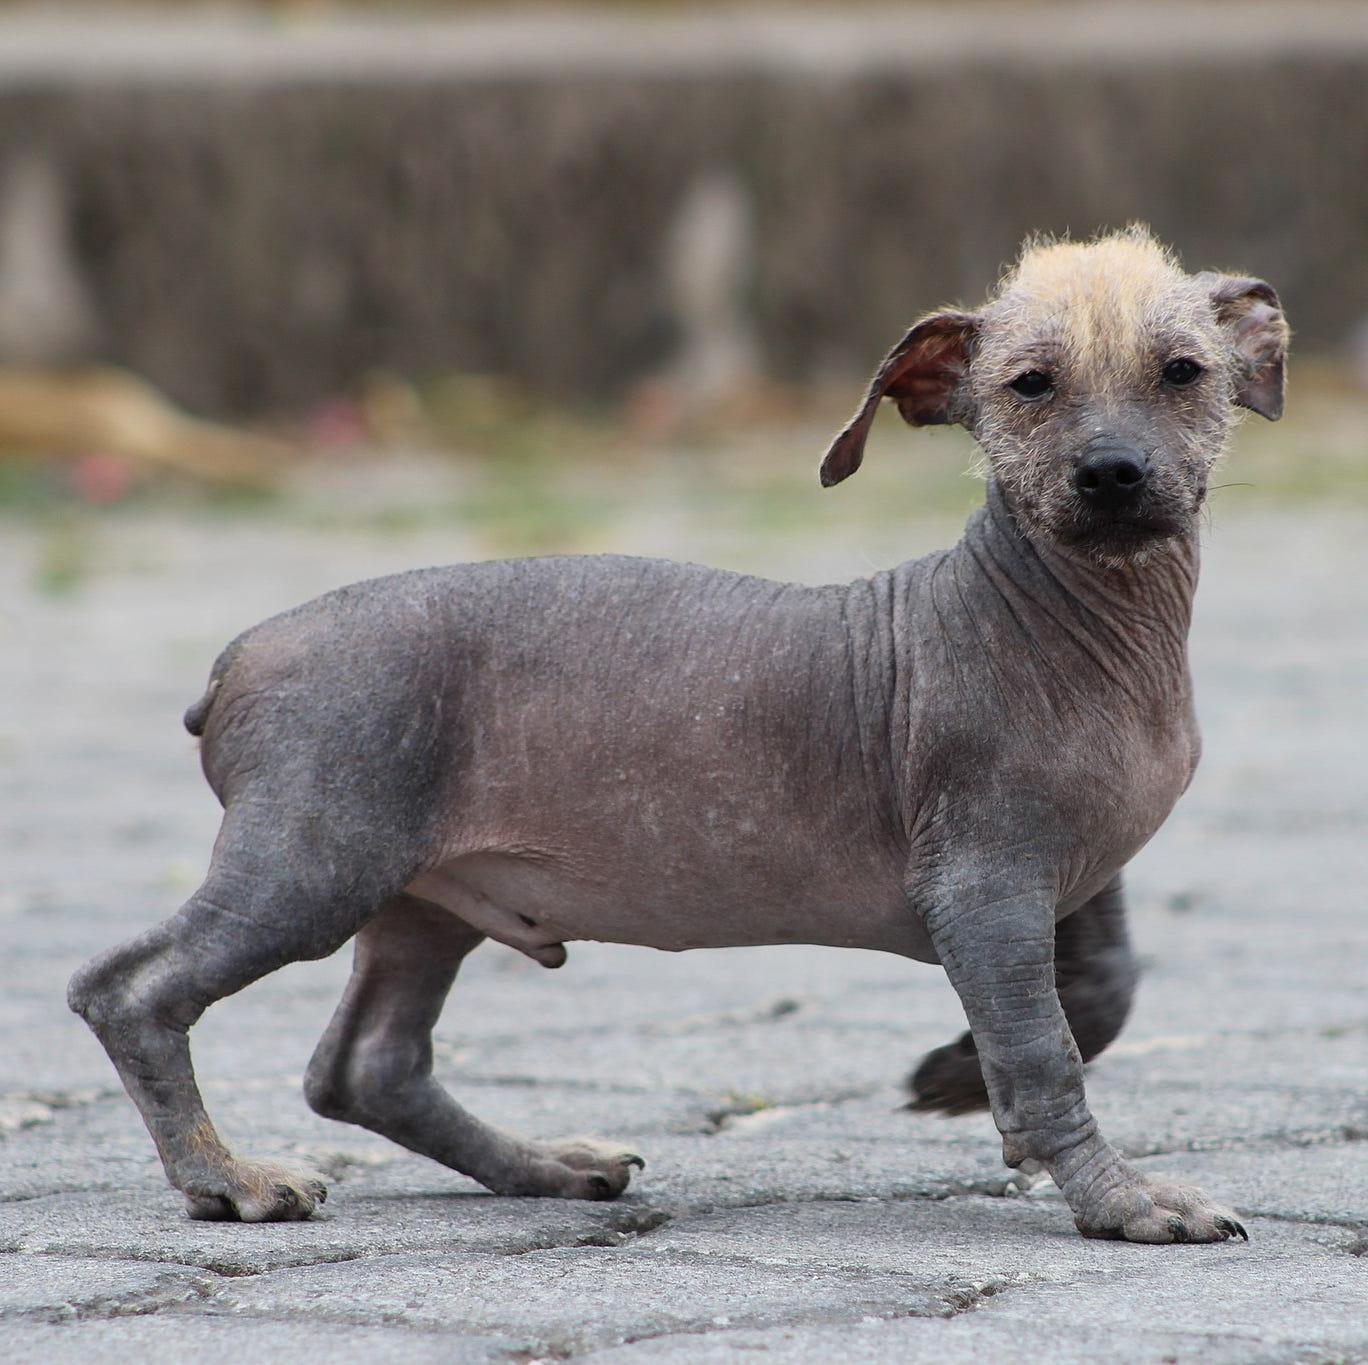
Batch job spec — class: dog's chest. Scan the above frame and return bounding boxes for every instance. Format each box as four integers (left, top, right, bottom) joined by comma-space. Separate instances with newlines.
1062, 700, 1199, 899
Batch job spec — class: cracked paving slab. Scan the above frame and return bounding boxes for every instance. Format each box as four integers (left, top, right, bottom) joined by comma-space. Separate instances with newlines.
606, 1190, 1361, 1275
0, 1317, 512, 1363
589, 1200, 1367, 1360
576, 1316, 1362, 1365
2, 501, 1367, 1360
177, 1244, 963, 1355
0, 1188, 665, 1275
0, 1254, 214, 1323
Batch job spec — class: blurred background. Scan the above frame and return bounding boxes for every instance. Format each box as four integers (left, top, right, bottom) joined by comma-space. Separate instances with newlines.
0, 0, 1363, 554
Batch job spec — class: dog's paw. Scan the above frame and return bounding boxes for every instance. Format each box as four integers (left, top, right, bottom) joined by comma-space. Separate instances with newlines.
905, 1031, 989, 1115
182, 1157, 328, 1222
530, 1137, 646, 1201
1074, 1173, 1247, 1244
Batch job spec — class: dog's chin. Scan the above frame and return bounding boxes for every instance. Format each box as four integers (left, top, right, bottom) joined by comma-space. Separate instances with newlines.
1042, 508, 1193, 569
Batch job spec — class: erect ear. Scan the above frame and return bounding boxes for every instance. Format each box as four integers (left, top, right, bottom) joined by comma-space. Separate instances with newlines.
820, 311, 979, 487
1202, 274, 1289, 421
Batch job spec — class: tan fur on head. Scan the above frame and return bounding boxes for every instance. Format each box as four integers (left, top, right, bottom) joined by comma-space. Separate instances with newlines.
981, 226, 1223, 400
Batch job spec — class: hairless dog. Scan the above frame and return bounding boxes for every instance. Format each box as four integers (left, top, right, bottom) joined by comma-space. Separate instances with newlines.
70, 227, 1287, 1242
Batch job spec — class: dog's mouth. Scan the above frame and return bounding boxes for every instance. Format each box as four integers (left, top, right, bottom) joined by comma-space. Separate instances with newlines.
1043, 493, 1198, 563
1074, 506, 1188, 538
1005, 475, 1202, 565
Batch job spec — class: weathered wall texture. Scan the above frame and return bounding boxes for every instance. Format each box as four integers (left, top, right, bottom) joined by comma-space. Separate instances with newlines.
0, 8, 1364, 415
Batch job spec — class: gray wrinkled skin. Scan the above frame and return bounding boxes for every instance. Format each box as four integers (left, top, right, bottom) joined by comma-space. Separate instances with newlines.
70, 230, 1287, 1242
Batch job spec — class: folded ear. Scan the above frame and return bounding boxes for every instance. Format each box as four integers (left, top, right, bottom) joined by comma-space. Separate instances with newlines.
1203, 274, 1289, 421
820, 311, 980, 487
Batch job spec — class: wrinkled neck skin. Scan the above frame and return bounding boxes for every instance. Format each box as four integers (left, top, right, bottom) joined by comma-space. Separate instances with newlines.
924, 476, 1197, 705
972, 478, 1199, 686
872, 478, 1201, 909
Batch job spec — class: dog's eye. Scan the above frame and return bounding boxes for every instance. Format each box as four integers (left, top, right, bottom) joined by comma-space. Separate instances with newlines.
1162, 357, 1202, 387
1008, 370, 1053, 400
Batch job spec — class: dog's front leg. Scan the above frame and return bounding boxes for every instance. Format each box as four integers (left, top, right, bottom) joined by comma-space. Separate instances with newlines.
918, 862, 1247, 1244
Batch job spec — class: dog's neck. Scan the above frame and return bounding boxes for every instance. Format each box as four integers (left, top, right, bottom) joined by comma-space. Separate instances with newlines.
988, 476, 1198, 610
954, 479, 1199, 705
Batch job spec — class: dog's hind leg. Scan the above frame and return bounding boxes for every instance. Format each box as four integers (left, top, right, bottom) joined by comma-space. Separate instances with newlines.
906, 876, 1138, 1114
67, 798, 408, 1221
304, 894, 644, 1200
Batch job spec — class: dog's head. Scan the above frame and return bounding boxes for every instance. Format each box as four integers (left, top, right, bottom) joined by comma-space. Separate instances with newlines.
822, 227, 1288, 565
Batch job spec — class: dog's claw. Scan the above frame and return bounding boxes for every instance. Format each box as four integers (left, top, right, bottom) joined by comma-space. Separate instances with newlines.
625, 1153, 646, 1171
1167, 1215, 1190, 1243
1216, 1216, 1248, 1241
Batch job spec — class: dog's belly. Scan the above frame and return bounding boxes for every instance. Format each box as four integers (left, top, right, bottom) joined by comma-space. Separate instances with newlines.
406, 850, 935, 962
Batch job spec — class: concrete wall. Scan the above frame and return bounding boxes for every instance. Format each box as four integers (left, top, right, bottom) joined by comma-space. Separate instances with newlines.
0, 5, 1364, 415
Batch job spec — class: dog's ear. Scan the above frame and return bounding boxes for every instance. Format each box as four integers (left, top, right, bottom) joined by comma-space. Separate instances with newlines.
820, 311, 980, 487
1201, 275, 1289, 421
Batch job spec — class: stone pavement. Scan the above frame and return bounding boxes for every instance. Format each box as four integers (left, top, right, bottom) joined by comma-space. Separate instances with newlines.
1, 490, 1365, 1361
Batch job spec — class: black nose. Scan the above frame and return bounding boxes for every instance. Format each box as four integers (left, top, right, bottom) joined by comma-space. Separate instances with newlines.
1074, 445, 1148, 509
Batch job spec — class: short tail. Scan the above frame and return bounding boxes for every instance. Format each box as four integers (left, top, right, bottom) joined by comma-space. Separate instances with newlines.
183, 679, 221, 736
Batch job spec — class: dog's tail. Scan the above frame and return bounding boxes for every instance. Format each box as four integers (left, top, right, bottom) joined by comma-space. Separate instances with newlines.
183, 637, 244, 737
183, 680, 220, 736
